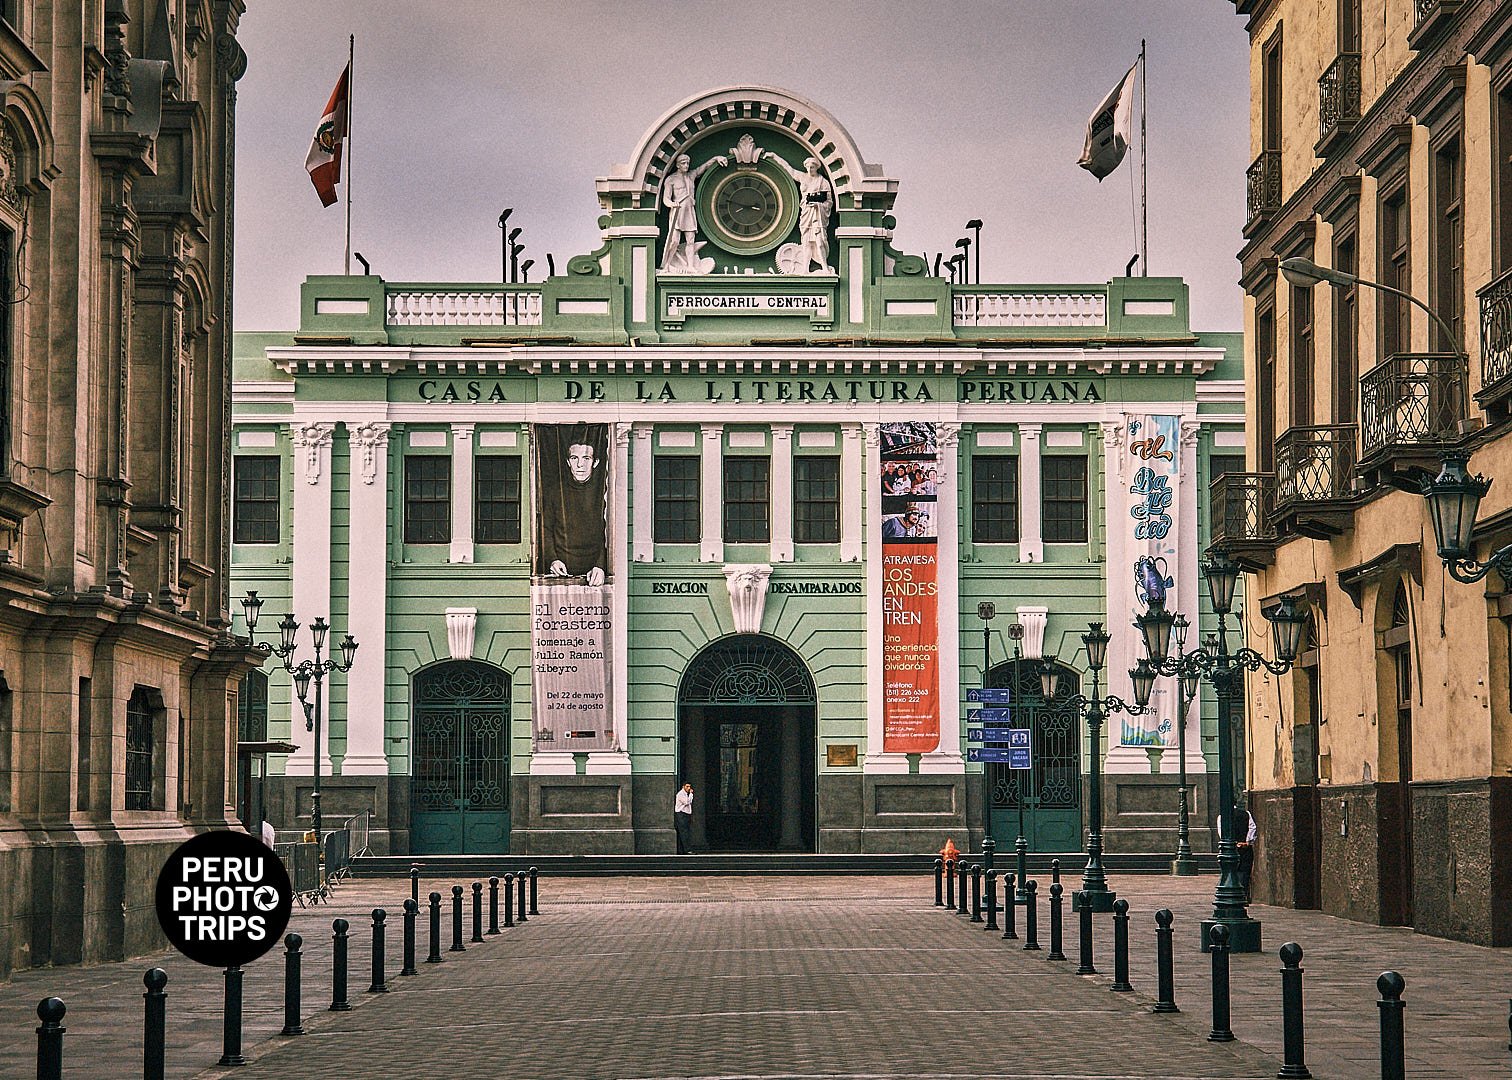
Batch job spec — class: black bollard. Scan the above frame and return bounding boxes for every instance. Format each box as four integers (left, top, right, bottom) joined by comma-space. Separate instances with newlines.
36, 997, 65, 1080
426, 892, 443, 964
504, 873, 516, 928
957, 861, 970, 914
331, 919, 352, 1011
934, 858, 944, 906
401, 899, 418, 976
1278, 943, 1312, 1078
517, 870, 529, 923
219, 966, 246, 1066
1076, 900, 1096, 974
1152, 909, 1178, 1013
410, 864, 421, 905
488, 877, 501, 935
1051, 858, 1060, 887
984, 869, 999, 931
143, 969, 168, 1079
1207, 924, 1234, 1042
944, 859, 956, 911
451, 885, 466, 951
529, 866, 539, 914
970, 864, 983, 922
280, 934, 305, 1036
1048, 882, 1066, 961
369, 908, 388, 993
472, 882, 485, 943
1110, 899, 1132, 991
1001, 873, 1018, 940
1023, 879, 1041, 951
1378, 971, 1406, 1080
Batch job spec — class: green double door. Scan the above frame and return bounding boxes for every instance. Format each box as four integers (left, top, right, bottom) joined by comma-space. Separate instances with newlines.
410, 662, 510, 854
985, 660, 1083, 852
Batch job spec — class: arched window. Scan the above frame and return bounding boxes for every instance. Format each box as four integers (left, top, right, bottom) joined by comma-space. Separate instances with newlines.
1377, 581, 1414, 924
125, 687, 162, 811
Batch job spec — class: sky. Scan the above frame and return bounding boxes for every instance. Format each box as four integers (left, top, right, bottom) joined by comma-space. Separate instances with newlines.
234, 1, 1251, 333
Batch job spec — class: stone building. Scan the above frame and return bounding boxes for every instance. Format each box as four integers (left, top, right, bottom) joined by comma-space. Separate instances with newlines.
232, 86, 1244, 860
1224, 0, 1512, 943
0, 1, 253, 978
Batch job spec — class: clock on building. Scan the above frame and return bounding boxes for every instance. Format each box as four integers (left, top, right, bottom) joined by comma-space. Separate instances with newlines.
698, 159, 799, 257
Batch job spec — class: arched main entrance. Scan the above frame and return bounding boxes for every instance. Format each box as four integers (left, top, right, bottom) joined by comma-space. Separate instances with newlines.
984, 658, 1083, 851
677, 635, 817, 852
410, 661, 510, 854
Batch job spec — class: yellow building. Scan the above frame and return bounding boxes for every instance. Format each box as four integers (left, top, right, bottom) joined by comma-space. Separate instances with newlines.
1224, 0, 1512, 944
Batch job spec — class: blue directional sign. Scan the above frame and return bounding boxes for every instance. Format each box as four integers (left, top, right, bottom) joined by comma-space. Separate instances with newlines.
966, 746, 1015, 762
967, 728, 1004, 742
966, 708, 1012, 724
1007, 729, 1032, 768
1009, 748, 1032, 769
1007, 729, 1031, 749
966, 688, 1012, 703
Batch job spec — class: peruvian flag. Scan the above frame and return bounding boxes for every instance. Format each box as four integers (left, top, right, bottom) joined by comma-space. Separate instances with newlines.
305, 65, 349, 207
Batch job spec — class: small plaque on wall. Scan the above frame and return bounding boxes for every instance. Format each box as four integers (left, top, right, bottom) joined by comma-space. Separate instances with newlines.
826, 744, 858, 767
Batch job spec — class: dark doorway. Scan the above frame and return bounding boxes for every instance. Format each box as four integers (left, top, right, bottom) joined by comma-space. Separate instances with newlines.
678, 635, 817, 852
985, 657, 1083, 852
410, 661, 511, 854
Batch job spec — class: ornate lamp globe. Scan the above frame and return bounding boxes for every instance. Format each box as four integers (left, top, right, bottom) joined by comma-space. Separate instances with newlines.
1083, 622, 1110, 672
1137, 603, 1176, 666
1423, 452, 1489, 563
1203, 549, 1242, 616
1181, 669, 1200, 702
278, 614, 300, 654
241, 591, 263, 633
1266, 596, 1308, 665
340, 634, 359, 668
1129, 659, 1156, 709
1040, 661, 1060, 700
310, 617, 330, 651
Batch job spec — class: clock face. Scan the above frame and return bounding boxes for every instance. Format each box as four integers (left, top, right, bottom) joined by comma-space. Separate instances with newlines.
710, 172, 784, 247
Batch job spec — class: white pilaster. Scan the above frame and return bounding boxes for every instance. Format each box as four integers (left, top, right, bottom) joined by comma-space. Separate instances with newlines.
863, 424, 904, 772
1017, 423, 1044, 563
288, 421, 335, 774
770, 424, 794, 562
632, 425, 653, 562
448, 423, 475, 564
342, 421, 391, 774
920, 423, 964, 773
700, 423, 723, 563
591, 423, 633, 773
840, 424, 863, 563
1102, 417, 1150, 773
632, 245, 649, 324
847, 245, 864, 325
1173, 418, 1207, 772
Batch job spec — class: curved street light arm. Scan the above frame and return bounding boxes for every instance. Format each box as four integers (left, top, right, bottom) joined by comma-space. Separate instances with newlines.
1442, 551, 1512, 585
1356, 275, 1468, 363
1064, 694, 1148, 717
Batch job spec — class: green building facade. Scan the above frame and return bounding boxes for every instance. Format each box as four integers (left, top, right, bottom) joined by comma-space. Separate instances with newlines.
231, 86, 1243, 856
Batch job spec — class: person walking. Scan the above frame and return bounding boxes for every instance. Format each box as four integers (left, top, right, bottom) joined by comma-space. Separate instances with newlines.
674, 782, 694, 854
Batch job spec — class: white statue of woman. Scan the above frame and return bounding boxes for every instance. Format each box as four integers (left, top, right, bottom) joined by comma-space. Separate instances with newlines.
768, 155, 834, 274
660, 153, 727, 273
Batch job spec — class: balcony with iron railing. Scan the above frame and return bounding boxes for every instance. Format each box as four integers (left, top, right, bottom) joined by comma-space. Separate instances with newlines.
1245, 150, 1281, 236
1478, 268, 1512, 419
1274, 424, 1358, 538
1317, 52, 1361, 154
1358, 352, 1466, 480
1209, 472, 1276, 562
1410, 0, 1462, 49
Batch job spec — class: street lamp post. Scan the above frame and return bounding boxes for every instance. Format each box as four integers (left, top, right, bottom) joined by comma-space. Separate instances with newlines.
1135, 551, 1307, 951
1005, 622, 1038, 903
1169, 613, 1201, 876
497, 208, 513, 284
954, 237, 972, 285
1041, 623, 1157, 913
976, 602, 996, 871
1279, 256, 1468, 364
964, 218, 983, 284
240, 591, 358, 849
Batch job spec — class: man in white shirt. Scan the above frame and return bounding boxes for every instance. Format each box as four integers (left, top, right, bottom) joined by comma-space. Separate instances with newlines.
674, 783, 694, 854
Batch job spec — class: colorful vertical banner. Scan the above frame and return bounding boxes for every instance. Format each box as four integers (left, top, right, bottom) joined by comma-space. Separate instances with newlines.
879, 422, 940, 753
1122, 414, 1179, 747
531, 423, 617, 752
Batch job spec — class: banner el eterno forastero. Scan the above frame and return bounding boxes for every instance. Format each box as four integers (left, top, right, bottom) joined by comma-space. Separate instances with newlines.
531, 424, 616, 752
879, 422, 940, 753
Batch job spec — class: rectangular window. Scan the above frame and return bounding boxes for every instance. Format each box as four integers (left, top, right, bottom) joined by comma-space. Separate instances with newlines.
76, 677, 90, 812
1339, 0, 1361, 52
0, 676, 10, 813
1291, 282, 1315, 427
1381, 187, 1411, 359
972, 456, 1020, 543
232, 456, 281, 544
1042, 456, 1088, 544
125, 687, 157, 812
474, 456, 522, 544
1263, 34, 1283, 152
404, 456, 451, 544
1333, 231, 1359, 425
1497, 83, 1512, 275
1434, 137, 1464, 353
723, 457, 770, 543
1257, 300, 1277, 473
653, 456, 700, 543
793, 456, 840, 543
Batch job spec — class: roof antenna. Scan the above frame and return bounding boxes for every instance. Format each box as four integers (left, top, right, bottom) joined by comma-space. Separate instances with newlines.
1125, 253, 1139, 277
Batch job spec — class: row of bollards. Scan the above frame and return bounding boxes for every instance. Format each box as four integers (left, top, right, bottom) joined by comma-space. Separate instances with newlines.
34, 866, 543, 1078
929, 855, 1415, 1080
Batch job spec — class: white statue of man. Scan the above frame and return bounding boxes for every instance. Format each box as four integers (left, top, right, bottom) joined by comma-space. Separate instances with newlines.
660, 152, 727, 273
768, 155, 834, 274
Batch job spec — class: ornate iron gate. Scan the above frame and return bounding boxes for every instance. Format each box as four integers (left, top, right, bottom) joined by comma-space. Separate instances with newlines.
410, 661, 510, 854
986, 658, 1083, 851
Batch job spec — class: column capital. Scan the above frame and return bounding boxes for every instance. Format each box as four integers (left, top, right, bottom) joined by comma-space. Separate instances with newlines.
700, 422, 724, 439
633, 424, 654, 444
449, 422, 476, 440
291, 421, 336, 486
614, 421, 633, 447
349, 422, 392, 486
771, 423, 795, 442
1017, 422, 1043, 439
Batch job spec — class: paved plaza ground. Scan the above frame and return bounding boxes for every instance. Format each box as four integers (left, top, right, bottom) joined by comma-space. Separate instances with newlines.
0, 872, 1507, 1079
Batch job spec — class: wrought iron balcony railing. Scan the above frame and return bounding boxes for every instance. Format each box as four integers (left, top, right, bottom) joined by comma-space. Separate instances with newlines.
1275, 425, 1357, 509
1245, 150, 1281, 232
1479, 268, 1512, 402
1359, 352, 1465, 463
1209, 472, 1275, 550
1411, 0, 1462, 47
1318, 53, 1361, 149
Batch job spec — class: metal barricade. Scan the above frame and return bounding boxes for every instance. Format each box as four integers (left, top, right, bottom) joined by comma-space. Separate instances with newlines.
324, 828, 351, 885
275, 842, 324, 905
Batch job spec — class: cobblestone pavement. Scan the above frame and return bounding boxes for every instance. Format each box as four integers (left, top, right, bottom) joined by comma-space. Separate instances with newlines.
0, 873, 1507, 1079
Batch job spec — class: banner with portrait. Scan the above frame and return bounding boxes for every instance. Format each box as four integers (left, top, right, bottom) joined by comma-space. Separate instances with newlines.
1120, 413, 1180, 748
531, 423, 616, 752
879, 422, 940, 753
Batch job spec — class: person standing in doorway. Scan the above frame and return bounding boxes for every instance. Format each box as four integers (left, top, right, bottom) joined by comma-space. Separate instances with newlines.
674, 782, 694, 854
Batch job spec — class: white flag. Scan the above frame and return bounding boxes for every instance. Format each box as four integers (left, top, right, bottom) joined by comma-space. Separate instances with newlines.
1078, 61, 1139, 181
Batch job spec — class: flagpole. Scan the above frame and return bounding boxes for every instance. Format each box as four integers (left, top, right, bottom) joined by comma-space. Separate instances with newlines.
344, 33, 354, 276
1140, 39, 1148, 277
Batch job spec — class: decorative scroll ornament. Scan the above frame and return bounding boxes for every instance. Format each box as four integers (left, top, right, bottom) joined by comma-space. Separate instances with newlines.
291, 422, 334, 485
729, 134, 764, 167
348, 422, 390, 485
1016, 606, 1049, 660
445, 608, 478, 661
724, 563, 773, 635
0, 125, 20, 213
1180, 418, 1202, 450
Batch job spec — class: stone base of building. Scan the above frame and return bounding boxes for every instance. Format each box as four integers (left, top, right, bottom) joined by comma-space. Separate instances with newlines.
1100, 774, 1215, 855
1251, 778, 1512, 946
